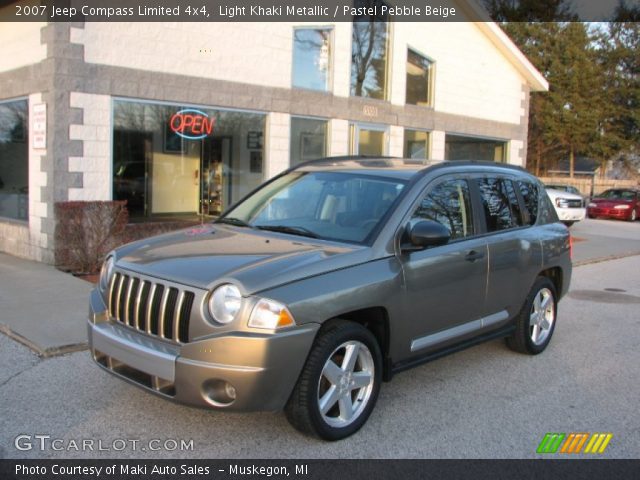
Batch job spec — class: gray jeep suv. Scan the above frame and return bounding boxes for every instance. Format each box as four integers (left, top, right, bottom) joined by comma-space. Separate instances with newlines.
88, 158, 571, 440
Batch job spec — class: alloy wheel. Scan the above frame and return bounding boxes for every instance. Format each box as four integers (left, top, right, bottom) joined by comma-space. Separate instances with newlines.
317, 340, 375, 428
530, 287, 555, 345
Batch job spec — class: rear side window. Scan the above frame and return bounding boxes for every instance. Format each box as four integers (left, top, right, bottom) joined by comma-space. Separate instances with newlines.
475, 177, 522, 232
412, 179, 474, 240
517, 180, 539, 225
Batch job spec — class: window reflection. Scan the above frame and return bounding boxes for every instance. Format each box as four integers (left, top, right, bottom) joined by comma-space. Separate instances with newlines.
412, 179, 474, 239
445, 134, 506, 162
290, 117, 327, 166
476, 177, 521, 231
0, 99, 28, 221
406, 49, 433, 106
293, 28, 331, 91
351, 0, 389, 100
112, 100, 265, 220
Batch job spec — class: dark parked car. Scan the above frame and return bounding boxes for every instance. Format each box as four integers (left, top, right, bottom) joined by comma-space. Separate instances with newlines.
587, 189, 640, 221
88, 158, 571, 440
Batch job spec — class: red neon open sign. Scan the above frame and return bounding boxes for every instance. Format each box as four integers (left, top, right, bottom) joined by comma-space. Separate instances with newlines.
169, 109, 215, 139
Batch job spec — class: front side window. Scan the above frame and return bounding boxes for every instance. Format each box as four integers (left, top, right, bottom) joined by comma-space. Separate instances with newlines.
223, 171, 406, 244
0, 99, 28, 221
412, 179, 474, 240
292, 28, 332, 91
406, 49, 433, 106
290, 117, 327, 166
404, 129, 430, 161
475, 177, 522, 232
351, 1, 389, 100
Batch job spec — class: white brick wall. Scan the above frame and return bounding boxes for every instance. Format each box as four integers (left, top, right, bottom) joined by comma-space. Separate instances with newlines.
0, 22, 47, 73
431, 131, 446, 161
508, 140, 524, 165
388, 125, 404, 157
68, 92, 112, 201
329, 119, 349, 156
265, 112, 290, 177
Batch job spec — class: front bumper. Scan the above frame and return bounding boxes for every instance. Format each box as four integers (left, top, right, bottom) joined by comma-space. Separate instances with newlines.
587, 207, 630, 220
556, 207, 586, 222
87, 288, 319, 411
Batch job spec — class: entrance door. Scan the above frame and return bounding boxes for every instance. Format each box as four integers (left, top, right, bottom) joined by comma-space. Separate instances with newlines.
200, 136, 232, 216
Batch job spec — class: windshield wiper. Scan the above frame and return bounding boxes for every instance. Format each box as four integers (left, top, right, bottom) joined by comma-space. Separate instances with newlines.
215, 217, 253, 228
255, 225, 320, 239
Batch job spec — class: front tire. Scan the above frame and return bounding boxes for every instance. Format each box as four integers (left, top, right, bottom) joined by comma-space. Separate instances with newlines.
629, 209, 637, 222
285, 320, 382, 441
563, 221, 575, 227
506, 277, 558, 355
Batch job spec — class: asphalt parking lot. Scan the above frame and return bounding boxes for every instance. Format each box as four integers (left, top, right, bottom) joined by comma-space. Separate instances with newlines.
0, 220, 639, 459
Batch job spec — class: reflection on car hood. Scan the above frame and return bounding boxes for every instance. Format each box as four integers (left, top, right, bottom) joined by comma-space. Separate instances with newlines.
590, 197, 633, 205
115, 224, 369, 294
545, 189, 583, 200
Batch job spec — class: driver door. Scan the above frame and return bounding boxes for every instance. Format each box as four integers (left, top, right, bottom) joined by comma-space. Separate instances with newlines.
399, 176, 489, 355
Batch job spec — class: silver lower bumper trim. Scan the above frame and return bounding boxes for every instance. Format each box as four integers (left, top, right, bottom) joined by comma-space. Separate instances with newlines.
90, 322, 178, 381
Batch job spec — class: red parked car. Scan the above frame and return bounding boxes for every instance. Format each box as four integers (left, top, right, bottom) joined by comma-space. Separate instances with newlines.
587, 189, 640, 221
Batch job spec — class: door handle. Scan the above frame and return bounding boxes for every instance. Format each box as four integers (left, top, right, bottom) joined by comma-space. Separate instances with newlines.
465, 250, 485, 262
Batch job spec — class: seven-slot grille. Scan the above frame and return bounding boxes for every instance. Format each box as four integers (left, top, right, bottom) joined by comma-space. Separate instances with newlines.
108, 272, 194, 343
565, 199, 583, 208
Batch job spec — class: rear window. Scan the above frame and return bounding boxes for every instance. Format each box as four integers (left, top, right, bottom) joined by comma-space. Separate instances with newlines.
517, 180, 539, 225
475, 177, 522, 232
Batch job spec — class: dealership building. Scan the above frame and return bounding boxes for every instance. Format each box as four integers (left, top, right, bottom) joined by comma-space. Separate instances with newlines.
0, 3, 548, 263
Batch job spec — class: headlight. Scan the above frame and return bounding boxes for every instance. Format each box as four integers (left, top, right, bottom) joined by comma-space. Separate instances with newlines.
248, 298, 295, 330
208, 284, 242, 324
555, 198, 570, 208
99, 256, 115, 291
613, 204, 630, 210
588, 202, 597, 208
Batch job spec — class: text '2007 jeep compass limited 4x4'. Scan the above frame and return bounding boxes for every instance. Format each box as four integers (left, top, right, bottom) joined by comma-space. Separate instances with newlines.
88, 158, 571, 440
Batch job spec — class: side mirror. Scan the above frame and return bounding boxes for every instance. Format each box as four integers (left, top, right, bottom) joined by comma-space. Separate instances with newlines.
405, 220, 450, 250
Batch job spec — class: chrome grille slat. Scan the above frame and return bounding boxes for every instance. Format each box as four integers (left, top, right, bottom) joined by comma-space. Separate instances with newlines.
115, 274, 126, 321
158, 287, 170, 339
124, 278, 135, 326
173, 291, 185, 341
134, 280, 145, 329
106, 272, 193, 344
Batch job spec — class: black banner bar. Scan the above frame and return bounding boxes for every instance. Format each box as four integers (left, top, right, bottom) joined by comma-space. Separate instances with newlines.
0, 0, 629, 22
1, 460, 640, 480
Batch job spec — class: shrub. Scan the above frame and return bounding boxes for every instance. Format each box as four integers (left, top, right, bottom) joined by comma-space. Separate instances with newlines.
54, 201, 128, 274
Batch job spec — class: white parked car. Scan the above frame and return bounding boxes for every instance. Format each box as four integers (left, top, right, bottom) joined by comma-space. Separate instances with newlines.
545, 188, 586, 227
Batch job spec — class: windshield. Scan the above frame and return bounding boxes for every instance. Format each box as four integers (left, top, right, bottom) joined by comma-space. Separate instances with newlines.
219, 171, 407, 244
596, 189, 636, 200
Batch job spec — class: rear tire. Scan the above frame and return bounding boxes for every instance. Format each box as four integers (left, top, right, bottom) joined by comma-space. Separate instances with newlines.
506, 277, 558, 355
285, 320, 382, 441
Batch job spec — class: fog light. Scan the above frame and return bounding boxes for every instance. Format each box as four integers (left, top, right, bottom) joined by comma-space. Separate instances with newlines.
225, 383, 237, 400
202, 379, 236, 407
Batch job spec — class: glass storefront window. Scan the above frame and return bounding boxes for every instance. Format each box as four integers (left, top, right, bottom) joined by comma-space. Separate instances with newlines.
0, 99, 28, 221
292, 28, 332, 91
113, 100, 265, 220
406, 49, 433, 106
290, 117, 327, 166
351, 1, 389, 100
445, 134, 507, 162
404, 129, 430, 161
352, 124, 387, 156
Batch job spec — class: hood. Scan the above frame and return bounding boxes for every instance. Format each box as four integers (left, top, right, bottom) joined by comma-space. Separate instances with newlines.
590, 197, 634, 206
545, 189, 583, 201
114, 224, 370, 294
